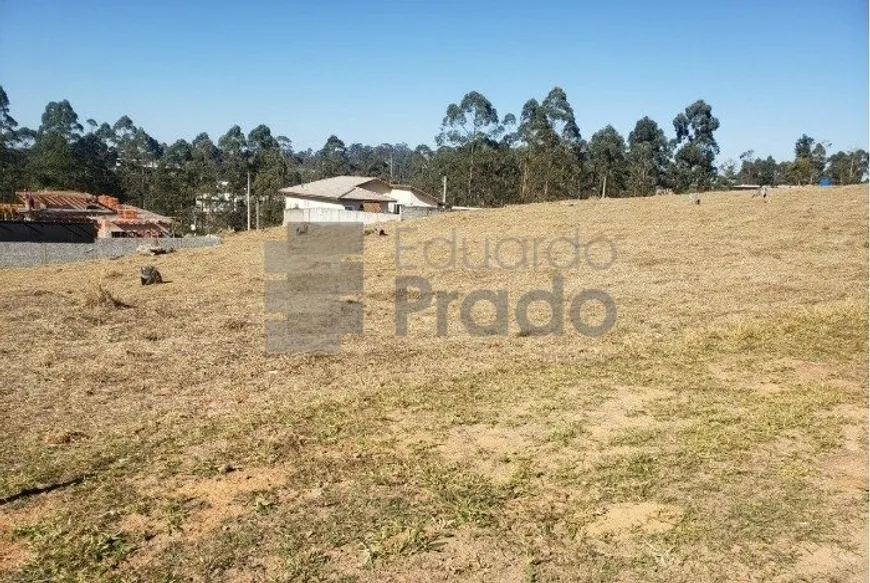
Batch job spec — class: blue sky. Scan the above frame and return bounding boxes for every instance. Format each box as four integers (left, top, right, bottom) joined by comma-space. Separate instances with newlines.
1, 0, 867, 162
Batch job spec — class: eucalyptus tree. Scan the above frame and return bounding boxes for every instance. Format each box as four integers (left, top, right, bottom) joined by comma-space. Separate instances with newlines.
248, 124, 288, 226
152, 139, 195, 218
794, 134, 814, 159
74, 130, 120, 196
218, 125, 249, 200
627, 116, 669, 195
437, 91, 506, 205
108, 116, 162, 206
409, 144, 442, 197
716, 159, 738, 189
670, 100, 720, 191
0, 86, 21, 198
517, 98, 557, 201
346, 143, 389, 178
588, 125, 627, 197
27, 100, 84, 189
756, 156, 781, 186
119, 127, 161, 208
827, 150, 868, 185
350, 142, 415, 183
0, 86, 16, 136
514, 87, 584, 201
387, 143, 414, 183
810, 141, 828, 182
738, 150, 757, 184
190, 133, 221, 195
540, 87, 583, 199
318, 135, 349, 178
786, 134, 819, 185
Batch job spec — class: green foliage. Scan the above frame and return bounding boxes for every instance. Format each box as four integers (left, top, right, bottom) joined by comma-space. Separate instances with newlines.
514, 87, 585, 202
318, 134, 349, 178
0, 85, 22, 200
436, 91, 508, 206
827, 149, 868, 184
738, 152, 784, 186
0, 85, 17, 133
717, 159, 738, 189
627, 116, 669, 195
1, 85, 861, 227
218, 124, 249, 198
588, 125, 627, 197
40, 100, 83, 140
670, 99, 720, 192
74, 133, 121, 195
794, 133, 814, 159
26, 132, 76, 189
783, 134, 834, 185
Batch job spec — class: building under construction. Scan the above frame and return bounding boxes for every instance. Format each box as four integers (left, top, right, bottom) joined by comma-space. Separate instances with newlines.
0, 191, 173, 242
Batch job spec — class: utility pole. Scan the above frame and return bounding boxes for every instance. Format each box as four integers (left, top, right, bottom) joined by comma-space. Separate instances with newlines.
246, 171, 251, 230
255, 197, 260, 230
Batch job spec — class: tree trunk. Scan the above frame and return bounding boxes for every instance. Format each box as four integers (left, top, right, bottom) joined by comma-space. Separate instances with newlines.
544, 155, 553, 201
601, 173, 607, 198
521, 153, 529, 202
467, 141, 475, 205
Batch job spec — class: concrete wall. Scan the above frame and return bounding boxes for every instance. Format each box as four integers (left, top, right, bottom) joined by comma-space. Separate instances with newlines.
285, 196, 348, 211
0, 236, 221, 269
399, 206, 450, 220
283, 208, 400, 226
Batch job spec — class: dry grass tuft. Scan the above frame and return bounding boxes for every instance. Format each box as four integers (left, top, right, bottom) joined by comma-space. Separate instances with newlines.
81, 284, 133, 309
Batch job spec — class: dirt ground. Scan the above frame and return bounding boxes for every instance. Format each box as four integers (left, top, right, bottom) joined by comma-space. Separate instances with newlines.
0, 185, 867, 582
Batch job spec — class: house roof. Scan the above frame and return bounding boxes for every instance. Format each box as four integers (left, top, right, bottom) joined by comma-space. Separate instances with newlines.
340, 187, 395, 202
17, 190, 113, 213
105, 209, 173, 225
279, 176, 396, 203
16, 190, 172, 223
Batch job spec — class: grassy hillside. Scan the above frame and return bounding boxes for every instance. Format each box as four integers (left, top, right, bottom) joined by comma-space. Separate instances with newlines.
0, 186, 867, 582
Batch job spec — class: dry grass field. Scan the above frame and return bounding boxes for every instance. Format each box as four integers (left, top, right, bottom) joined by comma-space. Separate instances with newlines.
0, 186, 867, 582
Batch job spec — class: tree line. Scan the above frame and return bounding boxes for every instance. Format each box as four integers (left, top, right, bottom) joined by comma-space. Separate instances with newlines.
0, 85, 866, 231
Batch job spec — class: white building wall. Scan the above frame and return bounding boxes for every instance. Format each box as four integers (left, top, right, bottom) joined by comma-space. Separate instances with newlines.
284, 196, 350, 211
284, 208, 400, 226
284, 196, 392, 213
387, 188, 437, 213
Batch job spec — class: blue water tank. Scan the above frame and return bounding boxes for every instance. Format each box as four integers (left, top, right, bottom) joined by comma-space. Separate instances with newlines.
819, 177, 832, 186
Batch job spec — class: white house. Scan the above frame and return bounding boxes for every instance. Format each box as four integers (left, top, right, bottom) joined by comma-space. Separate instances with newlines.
280, 176, 395, 213
280, 176, 444, 224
